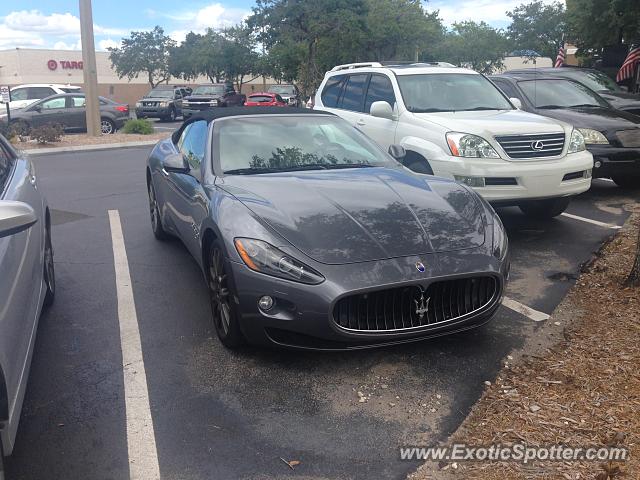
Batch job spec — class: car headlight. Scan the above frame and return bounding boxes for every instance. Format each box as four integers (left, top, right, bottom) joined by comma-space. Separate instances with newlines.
159, 101, 169, 107
135, 102, 142, 108
568, 128, 586, 153
577, 128, 609, 145
182, 100, 190, 106
446, 132, 500, 158
234, 238, 324, 284
491, 215, 508, 260
209, 99, 220, 106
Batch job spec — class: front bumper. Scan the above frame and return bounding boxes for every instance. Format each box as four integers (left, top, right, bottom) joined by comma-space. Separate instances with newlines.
588, 145, 640, 178
430, 151, 594, 204
226, 247, 509, 350
135, 107, 172, 118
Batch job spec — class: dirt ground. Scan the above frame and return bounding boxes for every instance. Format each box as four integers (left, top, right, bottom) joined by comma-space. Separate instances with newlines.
411, 208, 640, 480
11, 132, 170, 150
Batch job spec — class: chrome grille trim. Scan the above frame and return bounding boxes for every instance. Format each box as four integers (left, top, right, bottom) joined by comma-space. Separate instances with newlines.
332, 276, 500, 333
495, 133, 566, 159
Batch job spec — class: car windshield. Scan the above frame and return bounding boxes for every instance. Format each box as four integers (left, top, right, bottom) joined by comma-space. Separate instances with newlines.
146, 90, 174, 98
193, 85, 225, 95
216, 116, 394, 174
561, 69, 621, 92
518, 79, 609, 109
268, 85, 295, 95
396, 73, 513, 112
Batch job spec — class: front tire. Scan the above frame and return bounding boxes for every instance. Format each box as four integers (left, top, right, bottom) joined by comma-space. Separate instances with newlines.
148, 180, 169, 240
519, 197, 571, 219
207, 241, 245, 349
43, 220, 55, 307
611, 174, 640, 189
166, 108, 176, 122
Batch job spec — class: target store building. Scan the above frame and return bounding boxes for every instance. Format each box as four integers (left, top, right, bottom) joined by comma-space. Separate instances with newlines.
0, 47, 269, 107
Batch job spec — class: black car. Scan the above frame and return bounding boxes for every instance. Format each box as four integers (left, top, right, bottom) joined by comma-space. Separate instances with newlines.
1, 93, 129, 135
492, 74, 640, 187
505, 67, 640, 116
135, 87, 184, 122
182, 84, 246, 119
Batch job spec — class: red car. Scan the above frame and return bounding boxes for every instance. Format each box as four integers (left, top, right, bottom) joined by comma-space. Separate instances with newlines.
245, 92, 287, 107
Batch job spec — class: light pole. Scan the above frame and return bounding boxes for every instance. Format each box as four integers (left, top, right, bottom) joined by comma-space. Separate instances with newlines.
79, 0, 101, 136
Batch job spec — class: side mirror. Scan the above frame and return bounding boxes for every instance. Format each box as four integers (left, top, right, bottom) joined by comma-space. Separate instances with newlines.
509, 97, 522, 110
162, 153, 189, 173
33, 105, 42, 112
0, 201, 38, 239
370, 101, 393, 120
388, 144, 406, 161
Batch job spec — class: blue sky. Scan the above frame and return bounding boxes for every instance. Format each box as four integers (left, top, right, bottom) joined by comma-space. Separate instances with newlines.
0, 0, 563, 51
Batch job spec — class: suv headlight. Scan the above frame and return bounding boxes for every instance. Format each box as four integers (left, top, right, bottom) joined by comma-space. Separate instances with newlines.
568, 128, 586, 153
234, 238, 324, 285
159, 101, 169, 107
577, 128, 608, 145
446, 132, 500, 158
135, 102, 142, 108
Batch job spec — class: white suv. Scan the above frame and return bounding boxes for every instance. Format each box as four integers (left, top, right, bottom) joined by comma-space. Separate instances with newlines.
314, 62, 594, 218
2, 84, 82, 110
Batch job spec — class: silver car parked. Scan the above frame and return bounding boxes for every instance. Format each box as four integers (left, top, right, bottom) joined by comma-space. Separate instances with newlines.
0, 134, 54, 473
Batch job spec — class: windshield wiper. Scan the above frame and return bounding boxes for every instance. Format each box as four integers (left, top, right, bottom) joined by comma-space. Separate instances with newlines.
569, 103, 601, 108
537, 104, 564, 109
223, 167, 282, 175
323, 163, 374, 169
462, 106, 502, 111
408, 107, 448, 113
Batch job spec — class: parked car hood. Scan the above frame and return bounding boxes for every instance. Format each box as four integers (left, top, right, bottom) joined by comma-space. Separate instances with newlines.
410, 109, 569, 136
142, 96, 173, 101
532, 106, 640, 133
184, 94, 222, 101
220, 167, 486, 264
598, 91, 640, 112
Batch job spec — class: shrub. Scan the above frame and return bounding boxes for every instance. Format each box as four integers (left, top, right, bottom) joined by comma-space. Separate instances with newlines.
30, 123, 64, 144
122, 118, 154, 135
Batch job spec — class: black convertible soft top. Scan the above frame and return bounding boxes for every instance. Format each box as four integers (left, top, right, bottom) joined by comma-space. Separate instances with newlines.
172, 107, 333, 142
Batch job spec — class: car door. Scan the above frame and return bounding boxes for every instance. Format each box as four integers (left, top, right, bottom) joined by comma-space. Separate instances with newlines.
0, 140, 44, 452
359, 74, 398, 149
165, 120, 209, 257
336, 74, 369, 129
29, 96, 67, 128
66, 95, 87, 130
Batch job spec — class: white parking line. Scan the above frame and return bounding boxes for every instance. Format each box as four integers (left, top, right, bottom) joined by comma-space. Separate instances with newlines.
560, 212, 622, 230
108, 210, 161, 480
502, 296, 550, 322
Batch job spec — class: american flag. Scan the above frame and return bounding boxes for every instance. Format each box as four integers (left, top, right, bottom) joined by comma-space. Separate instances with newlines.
616, 46, 640, 82
554, 46, 565, 68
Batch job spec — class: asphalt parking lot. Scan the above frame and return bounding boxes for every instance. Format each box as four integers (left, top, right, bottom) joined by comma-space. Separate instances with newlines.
5, 146, 639, 480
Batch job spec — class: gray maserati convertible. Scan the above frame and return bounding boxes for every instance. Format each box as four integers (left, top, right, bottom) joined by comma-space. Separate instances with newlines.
146, 108, 509, 350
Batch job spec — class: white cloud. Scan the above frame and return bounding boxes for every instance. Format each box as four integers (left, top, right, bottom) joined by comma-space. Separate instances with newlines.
4, 10, 80, 35
429, 0, 565, 26
159, 3, 250, 35
53, 39, 82, 50
98, 38, 119, 50
0, 23, 45, 47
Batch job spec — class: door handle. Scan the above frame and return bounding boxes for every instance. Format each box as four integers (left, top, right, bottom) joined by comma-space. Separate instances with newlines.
356, 119, 366, 126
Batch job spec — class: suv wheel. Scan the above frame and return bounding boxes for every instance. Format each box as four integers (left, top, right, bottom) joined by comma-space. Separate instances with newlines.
167, 108, 176, 122
519, 197, 571, 219
611, 174, 639, 189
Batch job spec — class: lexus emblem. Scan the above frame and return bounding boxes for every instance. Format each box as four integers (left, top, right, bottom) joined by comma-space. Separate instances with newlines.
531, 140, 545, 151
415, 261, 425, 272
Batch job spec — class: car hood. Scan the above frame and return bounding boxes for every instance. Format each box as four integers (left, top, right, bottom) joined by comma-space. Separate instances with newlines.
142, 97, 173, 101
219, 167, 486, 265
598, 91, 640, 111
184, 94, 222, 101
409, 109, 568, 136
533, 106, 640, 133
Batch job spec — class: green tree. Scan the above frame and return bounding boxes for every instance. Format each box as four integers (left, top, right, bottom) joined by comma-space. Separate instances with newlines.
436, 22, 510, 74
248, 0, 368, 94
567, 0, 640, 50
219, 25, 262, 91
108, 26, 175, 87
507, 1, 566, 60
364, 0, 444, 61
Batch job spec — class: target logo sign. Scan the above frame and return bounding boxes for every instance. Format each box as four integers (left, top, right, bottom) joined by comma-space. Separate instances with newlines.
47, 59, 58, 71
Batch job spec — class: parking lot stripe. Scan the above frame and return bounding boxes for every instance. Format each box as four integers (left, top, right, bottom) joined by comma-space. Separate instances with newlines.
108, 210, 161, 480
502, 296, 550, 322
560, 212, 622, 230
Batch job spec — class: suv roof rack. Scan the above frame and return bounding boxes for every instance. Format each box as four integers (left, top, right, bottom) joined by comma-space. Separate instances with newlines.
330, 61, 457, 72
330, 62, 383, 71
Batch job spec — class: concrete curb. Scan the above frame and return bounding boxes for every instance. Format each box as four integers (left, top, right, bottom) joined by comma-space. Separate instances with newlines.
22, 140, 159, 156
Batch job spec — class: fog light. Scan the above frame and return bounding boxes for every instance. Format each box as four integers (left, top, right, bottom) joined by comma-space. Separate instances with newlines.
584, 168, 592, 178
594, 160, 602, 169
258, 295, 274, 311
454, 175, 486, 188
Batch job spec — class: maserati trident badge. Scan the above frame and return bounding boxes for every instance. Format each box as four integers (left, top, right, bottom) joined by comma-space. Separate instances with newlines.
414, 293, 431, 320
